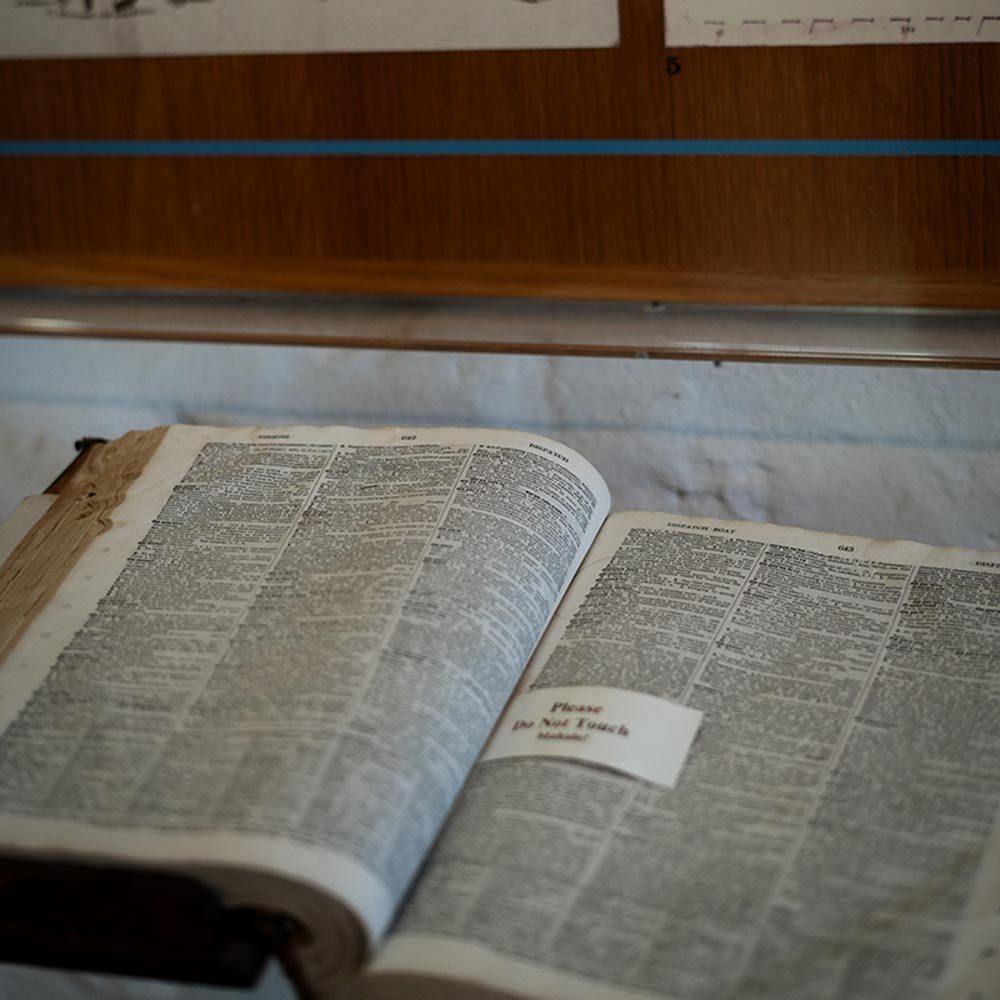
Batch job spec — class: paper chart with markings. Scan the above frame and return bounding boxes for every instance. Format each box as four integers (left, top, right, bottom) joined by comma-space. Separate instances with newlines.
666, 1, 1000, 45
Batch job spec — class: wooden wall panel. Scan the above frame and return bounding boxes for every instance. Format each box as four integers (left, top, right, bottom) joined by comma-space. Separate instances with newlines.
0, 1, 997, 307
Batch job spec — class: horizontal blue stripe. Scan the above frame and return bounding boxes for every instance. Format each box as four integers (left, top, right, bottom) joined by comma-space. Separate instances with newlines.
0, 139, 998, 157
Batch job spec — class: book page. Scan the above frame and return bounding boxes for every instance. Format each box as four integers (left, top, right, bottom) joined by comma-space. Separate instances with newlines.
666, 1, 1000, 46
0, 425, 609, 970
0, 0, 619, 59
370, 512, 1000, 1000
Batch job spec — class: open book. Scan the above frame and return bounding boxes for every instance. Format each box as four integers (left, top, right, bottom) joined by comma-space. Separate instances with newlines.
0, 425, 998, 1000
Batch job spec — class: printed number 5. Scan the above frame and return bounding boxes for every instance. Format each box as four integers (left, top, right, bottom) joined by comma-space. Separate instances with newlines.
666, 56, 682, 76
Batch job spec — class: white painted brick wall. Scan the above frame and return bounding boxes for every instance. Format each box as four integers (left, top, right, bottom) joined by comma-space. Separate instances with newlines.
0, 329, 998, 999
2, 336, 998, 546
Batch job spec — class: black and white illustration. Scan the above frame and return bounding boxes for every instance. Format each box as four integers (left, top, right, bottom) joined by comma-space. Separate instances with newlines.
1, 0, 618, 58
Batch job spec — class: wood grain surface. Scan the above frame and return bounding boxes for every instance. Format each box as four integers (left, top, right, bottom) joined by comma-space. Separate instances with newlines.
0, 1, 997, 307
0, 429, 167, 666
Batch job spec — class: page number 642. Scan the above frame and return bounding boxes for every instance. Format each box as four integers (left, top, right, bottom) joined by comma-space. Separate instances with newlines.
666, 56, 682, 76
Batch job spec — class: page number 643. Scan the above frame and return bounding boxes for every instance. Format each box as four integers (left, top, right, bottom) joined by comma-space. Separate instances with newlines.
666, 56, 682, 75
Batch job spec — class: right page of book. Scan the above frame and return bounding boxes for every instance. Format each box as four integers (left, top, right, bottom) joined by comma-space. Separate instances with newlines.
0, 425, 609, 988
369, 512, 1000, 1000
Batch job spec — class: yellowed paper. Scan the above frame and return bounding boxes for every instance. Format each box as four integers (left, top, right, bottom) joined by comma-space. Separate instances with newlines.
0, 495, 55, 569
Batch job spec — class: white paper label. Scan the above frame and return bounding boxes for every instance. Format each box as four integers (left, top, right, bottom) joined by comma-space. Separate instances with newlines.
482, 685, 702, 789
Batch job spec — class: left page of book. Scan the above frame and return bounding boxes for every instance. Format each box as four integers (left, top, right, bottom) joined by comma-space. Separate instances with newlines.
0, 0, 619, 59
0, 424, 609, 988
